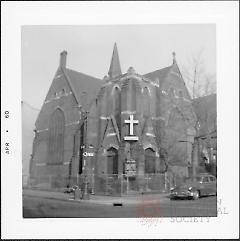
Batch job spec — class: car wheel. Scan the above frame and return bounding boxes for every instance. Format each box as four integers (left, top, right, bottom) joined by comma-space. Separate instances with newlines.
192, 190, 200, 200
170, 196, 176, 200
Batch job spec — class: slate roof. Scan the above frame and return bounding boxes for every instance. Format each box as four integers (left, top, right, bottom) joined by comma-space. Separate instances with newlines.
192, 94, 217, 137
63, 68, 103, 110
143, 66, 172, 85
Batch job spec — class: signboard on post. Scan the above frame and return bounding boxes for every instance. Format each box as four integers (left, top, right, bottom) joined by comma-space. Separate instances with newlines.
125, 159, 137, 177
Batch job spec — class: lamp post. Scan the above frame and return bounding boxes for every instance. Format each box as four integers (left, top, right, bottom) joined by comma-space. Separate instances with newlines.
82, 158, 89, 199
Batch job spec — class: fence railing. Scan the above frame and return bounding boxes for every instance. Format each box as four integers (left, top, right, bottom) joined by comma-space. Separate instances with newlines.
23, 173, 182, 196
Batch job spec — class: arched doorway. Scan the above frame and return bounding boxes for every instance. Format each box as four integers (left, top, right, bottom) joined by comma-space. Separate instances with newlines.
107, 147, 118, 175
144, 148, 156, 173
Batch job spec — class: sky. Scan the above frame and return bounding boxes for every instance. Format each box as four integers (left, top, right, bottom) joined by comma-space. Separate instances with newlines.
22, 25, 216, 109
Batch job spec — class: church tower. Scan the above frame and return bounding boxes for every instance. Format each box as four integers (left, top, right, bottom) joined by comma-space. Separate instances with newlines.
91, 44, 169, 195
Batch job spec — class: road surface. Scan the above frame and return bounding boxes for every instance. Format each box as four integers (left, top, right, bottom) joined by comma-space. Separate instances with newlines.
23, 194, 217, 218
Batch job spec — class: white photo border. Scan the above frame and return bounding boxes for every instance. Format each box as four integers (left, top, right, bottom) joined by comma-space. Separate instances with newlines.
1, 1, 239, 239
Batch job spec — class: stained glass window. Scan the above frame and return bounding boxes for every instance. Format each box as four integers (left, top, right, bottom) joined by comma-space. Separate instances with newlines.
48, 108, 65, 164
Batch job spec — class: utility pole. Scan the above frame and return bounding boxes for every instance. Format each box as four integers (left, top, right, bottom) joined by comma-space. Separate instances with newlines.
82, 109, 90, 200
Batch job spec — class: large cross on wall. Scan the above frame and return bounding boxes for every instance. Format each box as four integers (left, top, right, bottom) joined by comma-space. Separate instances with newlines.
124, 114, 139, 141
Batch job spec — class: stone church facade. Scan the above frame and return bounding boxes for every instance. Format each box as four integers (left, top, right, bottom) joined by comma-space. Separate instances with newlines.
29, 44, 197, 194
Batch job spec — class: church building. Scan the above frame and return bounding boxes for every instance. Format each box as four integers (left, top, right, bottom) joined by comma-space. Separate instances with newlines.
29, 43, 198, 195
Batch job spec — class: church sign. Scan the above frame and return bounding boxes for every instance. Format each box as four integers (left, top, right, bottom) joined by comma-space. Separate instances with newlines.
124, 114, 139, 141
125, 159, 137, 177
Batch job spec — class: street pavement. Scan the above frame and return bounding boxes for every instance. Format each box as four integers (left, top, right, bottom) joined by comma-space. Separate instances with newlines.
23, 189, 217, 218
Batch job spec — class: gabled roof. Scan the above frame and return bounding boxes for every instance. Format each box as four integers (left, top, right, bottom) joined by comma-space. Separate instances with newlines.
63, 68, 103, 110
143, 66, 172, 85
144, 64, 192, 99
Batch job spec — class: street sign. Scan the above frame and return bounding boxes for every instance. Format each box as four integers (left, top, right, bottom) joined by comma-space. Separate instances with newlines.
83, 152, 95, 157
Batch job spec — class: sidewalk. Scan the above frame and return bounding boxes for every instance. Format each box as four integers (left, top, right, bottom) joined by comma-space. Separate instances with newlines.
23, 189, 170, 205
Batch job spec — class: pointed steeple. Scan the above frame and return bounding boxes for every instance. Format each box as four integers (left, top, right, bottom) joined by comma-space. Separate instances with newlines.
108, 43, 122, 78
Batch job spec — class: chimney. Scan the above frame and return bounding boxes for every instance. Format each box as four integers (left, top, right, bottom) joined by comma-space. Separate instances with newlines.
60, 50, 67, 68
172, 51, 176, 65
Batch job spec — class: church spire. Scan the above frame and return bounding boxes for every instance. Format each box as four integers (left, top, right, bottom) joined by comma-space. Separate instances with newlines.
108, 43, 122, 78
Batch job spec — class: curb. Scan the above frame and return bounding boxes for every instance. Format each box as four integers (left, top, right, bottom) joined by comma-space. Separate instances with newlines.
23, 193, 126, 206
23, 193, 170, 206
23, 194, 98, 205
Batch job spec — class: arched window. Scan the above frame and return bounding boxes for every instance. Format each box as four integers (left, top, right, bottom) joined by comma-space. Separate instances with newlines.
48, 108, 65, 164
144, 148, 156, 174
107, 147, 118, 175
143, 87, 150, 117
112, 86, 121, 131
121, 79, 128, 112
155, 86, 161, 117
101, 88, 108, 116
131, 80, 137, 111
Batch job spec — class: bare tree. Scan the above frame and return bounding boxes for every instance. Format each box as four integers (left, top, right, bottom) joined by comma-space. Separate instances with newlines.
201, 74, 216, 96
181, 50, 216, 99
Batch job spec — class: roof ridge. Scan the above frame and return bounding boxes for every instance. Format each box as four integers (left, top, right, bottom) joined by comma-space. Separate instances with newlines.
144, 65, 172, 75
66, 68, 101, 81
61, 67, 80, 103
64, 67, 103, 110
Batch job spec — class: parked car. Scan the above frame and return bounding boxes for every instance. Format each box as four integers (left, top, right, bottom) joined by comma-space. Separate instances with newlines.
170, 173, 217, 200
64, 185, 79, 194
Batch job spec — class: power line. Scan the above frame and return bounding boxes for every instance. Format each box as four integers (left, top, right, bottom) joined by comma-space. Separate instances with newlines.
21, 100, 40, 111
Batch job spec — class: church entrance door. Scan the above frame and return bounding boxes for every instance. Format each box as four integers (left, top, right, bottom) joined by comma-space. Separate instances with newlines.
107, 147, 118, 175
